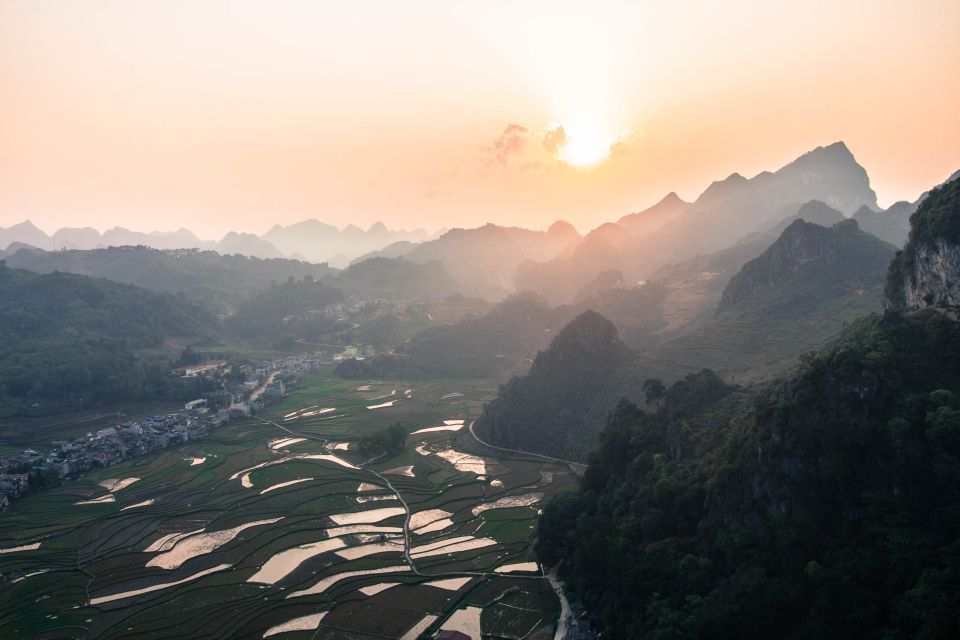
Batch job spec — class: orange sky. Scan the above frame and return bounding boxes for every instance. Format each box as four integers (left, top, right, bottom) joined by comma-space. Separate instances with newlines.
1, 0, 958, 238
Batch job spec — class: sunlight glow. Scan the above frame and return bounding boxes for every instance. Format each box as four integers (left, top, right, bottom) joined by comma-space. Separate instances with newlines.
557, 125, 615, 168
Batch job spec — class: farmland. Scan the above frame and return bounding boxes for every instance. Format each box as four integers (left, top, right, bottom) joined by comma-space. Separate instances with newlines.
0, 373, 575, 639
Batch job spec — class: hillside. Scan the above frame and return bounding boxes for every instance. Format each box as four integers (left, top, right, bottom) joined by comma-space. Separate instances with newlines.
649, 200, 847, 333
647, 218, 895, 380
475, 311, 641, 459
394, 221, 580, 300
0, 264, 217, 415
327, 256, 461, 300
2, 246, 334, 314
224, 278, 345, 345
538, 311, 960, 639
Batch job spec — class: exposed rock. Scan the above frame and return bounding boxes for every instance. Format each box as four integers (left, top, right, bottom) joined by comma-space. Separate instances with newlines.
885, 177, 960, 318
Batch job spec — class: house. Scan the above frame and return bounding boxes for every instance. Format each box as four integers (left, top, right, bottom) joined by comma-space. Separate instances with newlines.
177, 360, 226, 377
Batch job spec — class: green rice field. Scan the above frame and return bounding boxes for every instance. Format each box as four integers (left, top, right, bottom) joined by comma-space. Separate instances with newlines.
0, 374, 575, 639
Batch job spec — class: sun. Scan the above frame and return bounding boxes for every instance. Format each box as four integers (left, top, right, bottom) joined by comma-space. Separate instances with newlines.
557, 125, 614, 168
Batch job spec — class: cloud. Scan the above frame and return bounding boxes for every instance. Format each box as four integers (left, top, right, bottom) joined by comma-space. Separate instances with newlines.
484, 123, 529, 168
542, 125, 568, 154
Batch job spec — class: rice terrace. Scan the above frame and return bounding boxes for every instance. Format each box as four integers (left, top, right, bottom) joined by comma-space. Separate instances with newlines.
0, 375, 577, 639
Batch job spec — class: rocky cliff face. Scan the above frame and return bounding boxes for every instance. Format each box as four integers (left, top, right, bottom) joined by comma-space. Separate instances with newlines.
887, 238, 960, 318
885, 177, 960, 318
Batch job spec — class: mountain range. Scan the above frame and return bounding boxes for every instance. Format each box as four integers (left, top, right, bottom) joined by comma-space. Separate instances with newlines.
3, 143, 954, 307
0, 220, 432, 266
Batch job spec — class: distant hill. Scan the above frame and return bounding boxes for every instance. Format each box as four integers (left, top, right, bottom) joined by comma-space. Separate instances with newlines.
263, 220, 431, 263
335, 293, 564, 380
629, 200, 846, 335
2, 246, 334, 314
853, 200, 916, 247
350, 241, 418, 265
394, 221, 580, 300
516, 222, 638, 304
0, 264, 217, 415
0, 218, 427, 263
0, 221, 52, 251
327, 256, 461, 301
615, 191, 691, 237
217, 232, 285, 259
647, 218, 895, 380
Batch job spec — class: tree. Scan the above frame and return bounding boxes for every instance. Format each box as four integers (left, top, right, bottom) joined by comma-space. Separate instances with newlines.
643, 378, 667, 412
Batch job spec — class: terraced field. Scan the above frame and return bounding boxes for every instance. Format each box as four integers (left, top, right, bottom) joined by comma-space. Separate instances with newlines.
0, 374, 575, 639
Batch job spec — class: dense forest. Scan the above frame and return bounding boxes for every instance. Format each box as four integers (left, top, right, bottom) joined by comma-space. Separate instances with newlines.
0, 264, 217, 415
224, 276, 345, 346
476, 310, 642, 459
538, 311, 960, 638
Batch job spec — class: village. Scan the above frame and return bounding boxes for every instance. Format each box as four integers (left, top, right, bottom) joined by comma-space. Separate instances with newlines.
0, 351, 334, 512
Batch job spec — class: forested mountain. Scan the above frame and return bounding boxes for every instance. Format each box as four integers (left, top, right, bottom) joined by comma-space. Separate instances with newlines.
476, 311, 642, 459
479, 216, 896, 459
538, 311, 960, 639
648, 200, 847, 333
2, 246, 334, 315
0, 264, 217, 415
640, 218, 895, 381
224, 277, 345, 344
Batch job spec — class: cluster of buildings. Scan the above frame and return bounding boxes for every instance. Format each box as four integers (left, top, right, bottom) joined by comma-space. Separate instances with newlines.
0, 352, 326, 513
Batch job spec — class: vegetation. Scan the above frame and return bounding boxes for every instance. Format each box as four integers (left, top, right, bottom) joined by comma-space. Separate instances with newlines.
0, 375, 574, 639
538, 311, 960, 638
3, 245, 334, 315
477, 310, 641, 460
885, 177, 960, 310
646, 218, 895, 381
358, 422, 407, 457
327, 256, 460, 300
224, 276, 345, 344
0, 264, 217, 415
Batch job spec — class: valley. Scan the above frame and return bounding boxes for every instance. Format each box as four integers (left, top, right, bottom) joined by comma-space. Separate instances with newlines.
0, 374, 576, 640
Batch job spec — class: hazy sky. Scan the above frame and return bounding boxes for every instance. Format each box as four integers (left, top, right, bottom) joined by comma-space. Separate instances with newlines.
2, 1, 958, 238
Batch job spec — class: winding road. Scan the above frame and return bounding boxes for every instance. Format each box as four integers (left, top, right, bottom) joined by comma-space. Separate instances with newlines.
468, 420, 586, 473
